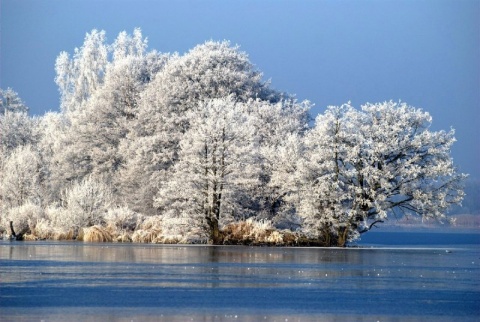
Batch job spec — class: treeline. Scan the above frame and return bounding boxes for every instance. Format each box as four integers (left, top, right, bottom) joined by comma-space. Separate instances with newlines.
0, 29, 466, 246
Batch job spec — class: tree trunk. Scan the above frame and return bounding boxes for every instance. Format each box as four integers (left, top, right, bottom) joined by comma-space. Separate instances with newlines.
207, 215, 222, 245
336, 225, 350, 247
9, 221, 16, 239
9, 221, 25, 241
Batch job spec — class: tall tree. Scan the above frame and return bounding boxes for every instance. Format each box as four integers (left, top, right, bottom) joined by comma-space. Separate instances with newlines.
246, 98, 311, 226
128, 40, 281, 216
55, 29, 108, 113
36, 112, 70, 204
52, 29, 166, 192
297, 102, 466, 245
154, 97, 260, 243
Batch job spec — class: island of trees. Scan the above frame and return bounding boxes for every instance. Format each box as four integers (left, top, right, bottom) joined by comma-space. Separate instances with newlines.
0, 29, 466, 246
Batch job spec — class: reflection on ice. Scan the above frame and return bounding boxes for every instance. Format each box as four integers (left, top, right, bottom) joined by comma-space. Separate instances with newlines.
1, 241, 479, 321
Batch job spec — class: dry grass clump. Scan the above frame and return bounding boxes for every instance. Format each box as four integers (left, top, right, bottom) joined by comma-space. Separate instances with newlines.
266, 230, 283, 244
222, 221, 254, 244
138, 215, 162, 230
222, 218, 292, 245
130, 215, 206, 244
53, 229, 74, 240
105, 227, 133, 243
131, 216, 163, 243
22, 233, 38, 241
158, 235, 181, 244
182, 227, 209, 244
31, 218, 75, 240
131, 228, 162, 243
159, 214, 208, 244
115, 232, 132, 242
81, 225, 113, 242
31, 218, 53, 240
104, 207, 143, 242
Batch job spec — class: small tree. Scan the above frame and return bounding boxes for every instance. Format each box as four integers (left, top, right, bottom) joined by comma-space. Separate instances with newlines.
0, 145, 44, 208
0, 88, 29, 114
0, 88, 38, 163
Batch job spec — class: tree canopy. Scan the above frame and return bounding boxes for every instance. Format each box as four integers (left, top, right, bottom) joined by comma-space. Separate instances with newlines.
0, 29, 467, 246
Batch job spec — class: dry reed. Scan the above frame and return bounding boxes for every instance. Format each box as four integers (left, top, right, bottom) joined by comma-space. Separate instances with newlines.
82, 225, 113, 242
131, 228, 162, 243
222, 219, 288, 245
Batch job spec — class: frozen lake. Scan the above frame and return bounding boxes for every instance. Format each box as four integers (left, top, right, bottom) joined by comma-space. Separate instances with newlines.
1, 232, 479, 321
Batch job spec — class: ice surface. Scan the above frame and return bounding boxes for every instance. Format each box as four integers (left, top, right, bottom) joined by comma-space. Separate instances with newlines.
0, 234, 479, 321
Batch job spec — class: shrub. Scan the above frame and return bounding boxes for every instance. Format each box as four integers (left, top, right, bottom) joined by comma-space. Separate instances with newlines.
49, 177, 113, 236
1, 202, 44, 238
104, 206, 141, 232
45, 203, 69, 229
32, 218, 75, 240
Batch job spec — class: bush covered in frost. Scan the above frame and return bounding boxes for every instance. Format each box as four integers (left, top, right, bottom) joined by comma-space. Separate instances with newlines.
0, 202, 44, 239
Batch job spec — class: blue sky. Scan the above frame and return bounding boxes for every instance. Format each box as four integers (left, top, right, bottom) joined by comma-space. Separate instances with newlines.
1, 0, 479, 179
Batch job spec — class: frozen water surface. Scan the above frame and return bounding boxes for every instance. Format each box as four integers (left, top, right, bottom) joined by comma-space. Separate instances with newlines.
1, 233, 479, 321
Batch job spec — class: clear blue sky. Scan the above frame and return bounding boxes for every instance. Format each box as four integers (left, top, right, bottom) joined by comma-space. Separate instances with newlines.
1, 0, 479, 179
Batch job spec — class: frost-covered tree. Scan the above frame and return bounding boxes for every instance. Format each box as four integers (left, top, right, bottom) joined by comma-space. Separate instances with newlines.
356, 102, 465, 221
0, 111, 39, 161
0, 92, 40, 205
115, 134, 170, 215
0, 145, 44, 209
0, 90, 45, 237
112, 28, 147, 61
246, 99, 310, 226
0, 89, 37, 161
0, 88, 29, 114
53, 29, 167, 190
36, 112, 71, 203
141, 40, 278, 117
298, 101, 466, 245
263, 132, 305, 228
55, 29, 108, 113
126, 40, 280, 216
78, 49, 168, 181
137, 40, 282, 144
297, 104, 359, 245
4, 29, 466, 245
154, 97, 260, 243
57, 176, 113, 235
